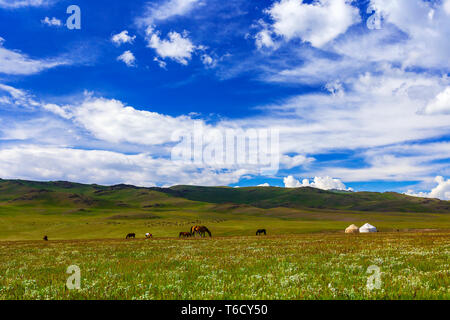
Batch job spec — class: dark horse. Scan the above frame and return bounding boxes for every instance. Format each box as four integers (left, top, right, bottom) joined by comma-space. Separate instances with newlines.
256, 229, 266, 235
179, 232, 191, 238
126, 233, 136, 239
190, 225, 212, 237
43, 235, 48, 241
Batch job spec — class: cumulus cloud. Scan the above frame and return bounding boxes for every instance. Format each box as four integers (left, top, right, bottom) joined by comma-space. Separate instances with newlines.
117, 50, 136, 67
283, 175, 351, 191
0, 145, 250, 187
366, 0, 450, 69
265, 0, 360, 48
257, 183, 270, 187
146, 28, 196, 65
0, 38, 68, 75
405, 176, 450, 200
111, 30, 136, 45
41, 17, 62, 27
423, 87, 450, 115
43, 94, 198, 145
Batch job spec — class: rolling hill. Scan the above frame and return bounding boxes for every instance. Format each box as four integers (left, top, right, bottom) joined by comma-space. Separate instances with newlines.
0, 178, 449, 240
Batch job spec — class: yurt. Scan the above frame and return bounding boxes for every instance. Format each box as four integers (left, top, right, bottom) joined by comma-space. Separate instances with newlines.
345, 224, 359, 234
359, 223, 377, 233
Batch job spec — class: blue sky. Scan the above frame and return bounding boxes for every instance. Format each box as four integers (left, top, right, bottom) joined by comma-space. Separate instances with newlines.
0, 0, 449, 199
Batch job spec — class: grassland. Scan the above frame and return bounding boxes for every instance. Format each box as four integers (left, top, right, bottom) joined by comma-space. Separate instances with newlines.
0, 179, 449, 299
0, 232, 448, 299
1, 179, 450, 240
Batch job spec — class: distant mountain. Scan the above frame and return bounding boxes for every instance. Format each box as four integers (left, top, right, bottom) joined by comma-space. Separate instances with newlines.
0, 178, 448, 214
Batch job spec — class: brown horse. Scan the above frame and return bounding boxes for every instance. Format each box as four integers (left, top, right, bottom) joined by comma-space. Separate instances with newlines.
126, 233, 135, 239
179, 232, 191, 238
191, 225, 212, 237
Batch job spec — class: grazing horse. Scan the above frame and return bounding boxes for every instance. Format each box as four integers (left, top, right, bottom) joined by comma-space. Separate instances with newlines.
191, 225, 212, 237
126, 233, 136, 239
145, 233, 152, 239
179, 232, 191, 238
43, 235, 48, 241
256, 229, 266, 235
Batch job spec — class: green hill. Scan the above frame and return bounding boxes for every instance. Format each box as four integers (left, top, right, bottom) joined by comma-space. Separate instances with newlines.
164, 185, 450, 213
0, 178, 449, 240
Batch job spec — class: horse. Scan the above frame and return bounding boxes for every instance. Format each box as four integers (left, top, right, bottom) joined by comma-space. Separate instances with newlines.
145, 233, 152, 238
256, 229, 266, 236
179, 232, 191, 238
126, 233, 135, 239
43, 235, 48, 241
191, 225, 212, 237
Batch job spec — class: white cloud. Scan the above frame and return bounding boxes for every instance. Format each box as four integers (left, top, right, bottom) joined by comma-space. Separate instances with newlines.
44, 95, 198, 145
0, 0, 51, 8
41, 17, 62, 27
146, 28, 196, 65
201, 54, 216, 67
136, 0, 202, 26
423, 87, 450, 115
265, 0, 360, 48
283, 175, 351, 191
405, 176, 450, 200
445, 0, 450, 15
0, 83, 40, 107
0, 145, 251, 187
154, 56, 167, 69
117, 50, 136, 67
111, 30, 136, 45
280, 154, 314, 169
0, 38, 68, 75
257, 183, 270, 187
367, 0, 450, 69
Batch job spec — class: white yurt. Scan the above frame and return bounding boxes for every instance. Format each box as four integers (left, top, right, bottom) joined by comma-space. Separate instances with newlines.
345, 224, 359, 234
359, 223, 377, 233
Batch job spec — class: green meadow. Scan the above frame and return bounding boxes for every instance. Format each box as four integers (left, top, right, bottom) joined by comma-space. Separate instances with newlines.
0, 233, 448, 299
0, 179, 449, 299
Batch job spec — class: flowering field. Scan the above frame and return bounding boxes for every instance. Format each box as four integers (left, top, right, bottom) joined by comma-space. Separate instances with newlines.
0, 231, 448, 300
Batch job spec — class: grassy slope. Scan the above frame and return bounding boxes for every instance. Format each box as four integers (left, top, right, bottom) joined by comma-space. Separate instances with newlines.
0, 179, 449, 240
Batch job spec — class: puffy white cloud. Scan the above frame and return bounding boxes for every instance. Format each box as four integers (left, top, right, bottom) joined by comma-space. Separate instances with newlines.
284, 175, 351, 190
111, 30, 136, 45
0, 145, 250, 187
117, 50, 136, 67
423, 87, 450, 115
44, 95, 198, 145
136, 0, 202, 26
367, 0, 450, 69
257, 183, 270, 187
41, 17, 62, 27
405, 176, 450, 200
265, 0, 360, 48
146, 28, 196, 65
0, 38, 68, 75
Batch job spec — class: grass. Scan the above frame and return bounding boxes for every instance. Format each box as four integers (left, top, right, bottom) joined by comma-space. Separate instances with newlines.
0, 232, 448, 299
0, 179, 448, 299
